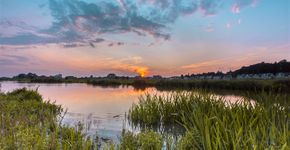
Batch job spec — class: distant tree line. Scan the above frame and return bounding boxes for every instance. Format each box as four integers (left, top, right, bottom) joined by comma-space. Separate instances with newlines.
1, 59, 290, 92
184, 59, 290, 78
232, 59, 290, 76
0, 59, 287, 82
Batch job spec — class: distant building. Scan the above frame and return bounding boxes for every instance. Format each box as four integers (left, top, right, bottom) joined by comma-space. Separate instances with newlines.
212, 75, 222, 80
205, 75, 213, 80
235, 72, 290, 80
196, 75, 205, 79
237, 74, 247, 79
223, 75, 233, 80
275, 73, 286, 79
260, 73, 274, 79
252, 74, 260, 79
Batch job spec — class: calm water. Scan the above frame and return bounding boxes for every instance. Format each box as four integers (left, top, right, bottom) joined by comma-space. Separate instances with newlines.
0, 81, 251, 141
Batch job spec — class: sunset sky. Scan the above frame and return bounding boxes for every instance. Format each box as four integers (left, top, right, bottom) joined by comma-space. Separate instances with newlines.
0, 0, 289, 77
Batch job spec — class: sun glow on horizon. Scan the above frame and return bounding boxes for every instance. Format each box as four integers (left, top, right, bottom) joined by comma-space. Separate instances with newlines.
135, 67, 148, 77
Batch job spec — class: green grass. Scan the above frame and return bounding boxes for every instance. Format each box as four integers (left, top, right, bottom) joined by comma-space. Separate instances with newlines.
118, 130, 163, 150
154, 79, 290, 92
88, 78, 290, 92
1, 88, 289, 149
128, 91, 290, 149
0, 88, 95, 150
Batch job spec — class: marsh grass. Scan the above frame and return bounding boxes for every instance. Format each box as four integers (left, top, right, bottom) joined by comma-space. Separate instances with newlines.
118, 130, 163, 150
128, 90, 289, 149
1, 88, 288, 149
0, 88, 95, 150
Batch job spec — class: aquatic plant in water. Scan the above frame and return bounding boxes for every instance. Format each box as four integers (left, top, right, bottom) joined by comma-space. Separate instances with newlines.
128, 91, 289, 149
1, 88, 288, 149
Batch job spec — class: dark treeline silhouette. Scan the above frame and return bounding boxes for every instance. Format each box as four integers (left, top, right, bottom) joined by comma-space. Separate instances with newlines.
1, 60, 290, 92
5, 59, 290, 81
185, 59, 290, 78
232, 59, 290, 75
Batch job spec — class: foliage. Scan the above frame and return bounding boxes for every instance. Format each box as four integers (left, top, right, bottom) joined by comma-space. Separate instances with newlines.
128, 91, 290, 149
1, 88, 289, 150
232, 59, 290, 75
118, 130, 163, 150
154, 79, 290, 92
7, 71, 290, 92
0, 88, 95, 150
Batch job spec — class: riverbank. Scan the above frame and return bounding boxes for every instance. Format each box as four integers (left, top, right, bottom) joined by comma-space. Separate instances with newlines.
0, 88, 289, 149
127, 91, 289, 149
0, 88, 94, 149
4, 78, 289, 93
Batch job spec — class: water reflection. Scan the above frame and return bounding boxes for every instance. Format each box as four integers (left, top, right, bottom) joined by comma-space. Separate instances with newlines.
0, 81, 254, 141
0, 81, 161, 141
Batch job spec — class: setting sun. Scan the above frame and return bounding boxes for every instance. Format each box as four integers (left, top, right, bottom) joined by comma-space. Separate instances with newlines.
135, 67, 148, 77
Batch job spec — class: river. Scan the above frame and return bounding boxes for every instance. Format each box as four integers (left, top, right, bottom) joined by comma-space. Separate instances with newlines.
0, 81, 251, 142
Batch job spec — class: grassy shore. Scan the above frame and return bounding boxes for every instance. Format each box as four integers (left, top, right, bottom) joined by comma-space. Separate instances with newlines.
0, 88, 94, 150
9, 77, 290, 93
152, 79, 290, 92
128, 91, 289, 149
1, 89, 289, 149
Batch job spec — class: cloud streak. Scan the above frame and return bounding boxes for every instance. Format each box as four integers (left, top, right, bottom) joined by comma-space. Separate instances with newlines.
0, 54, 30, 66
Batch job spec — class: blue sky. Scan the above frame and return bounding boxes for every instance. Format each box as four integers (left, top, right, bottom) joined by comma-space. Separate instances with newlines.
0, 0, 289, 77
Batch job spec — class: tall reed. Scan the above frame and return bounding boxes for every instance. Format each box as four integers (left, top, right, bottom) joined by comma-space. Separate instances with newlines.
128, 90, 289, 149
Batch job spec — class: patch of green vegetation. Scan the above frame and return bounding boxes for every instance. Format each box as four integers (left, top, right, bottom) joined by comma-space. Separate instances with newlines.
9, 72, 290, 92
0, 88, 95, 150
154, 79, 290, 92
128, 91, 290, 149
118, 130, 163, 150
87, 78, 290, 93
1, 88, 288, 149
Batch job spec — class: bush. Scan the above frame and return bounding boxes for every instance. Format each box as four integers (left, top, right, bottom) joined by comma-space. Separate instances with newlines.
7, 88, 42, 101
